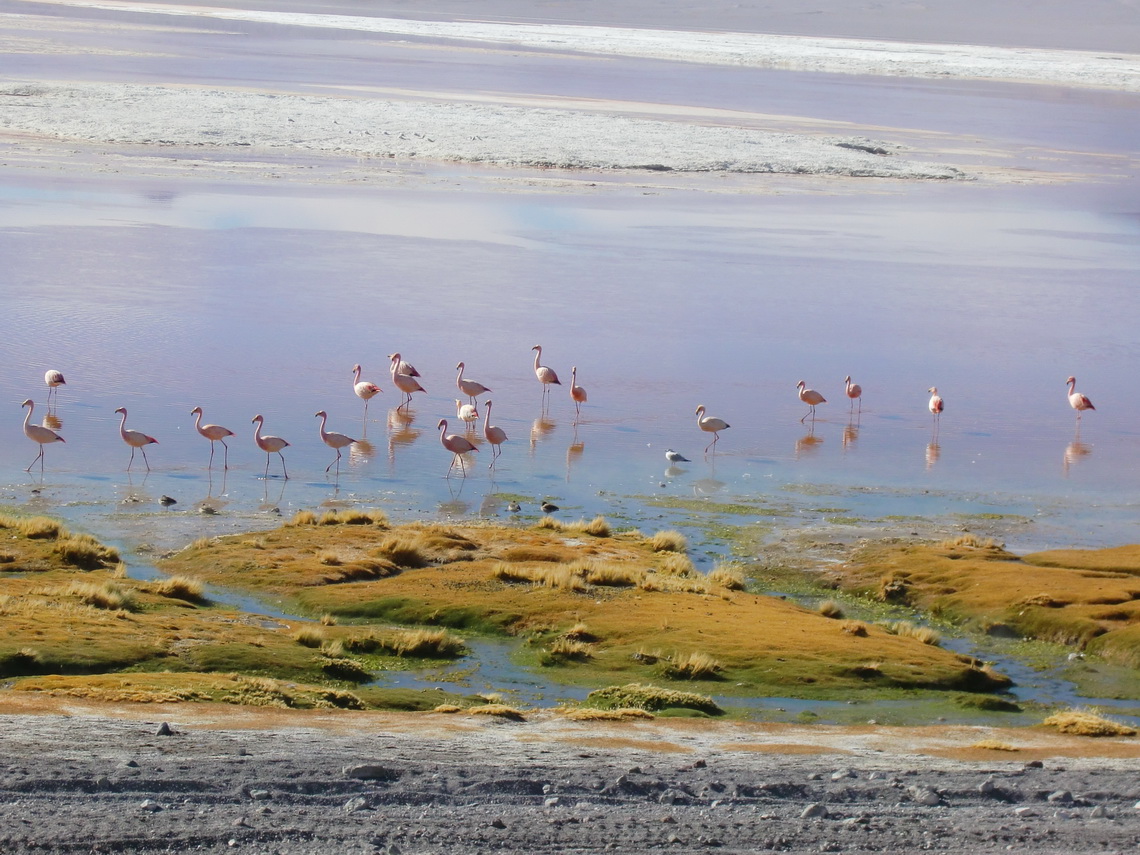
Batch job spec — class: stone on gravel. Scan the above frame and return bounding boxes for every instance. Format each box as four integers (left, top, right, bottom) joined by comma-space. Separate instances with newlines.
801, 803, 829, 818
156, 722, 173, 736
343, 764, 398, 781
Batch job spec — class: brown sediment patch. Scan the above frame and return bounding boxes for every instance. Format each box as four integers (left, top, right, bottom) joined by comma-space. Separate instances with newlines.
732, 743, 852, 756
554, 736, 693, 753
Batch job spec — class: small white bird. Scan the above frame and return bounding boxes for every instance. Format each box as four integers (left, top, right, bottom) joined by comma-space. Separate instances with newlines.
44, 370, 66, 402
483, 399, 508, 466
114, 407, 158, 471
455, 398, 480, 427
438, 418, 477, 477
665, 448, 690, 464
190, 406, 235, 469
694, 405, 730, 452
21, 399, 64, 472
456, 362, 491, 402
352, 364, 382, 417
797, 380, 826, 423
252, 414, 290, 479
570, 366, 587, 418
844, 375, 862, 412
1066, 376, 1095, 421
315, 410, 356, 474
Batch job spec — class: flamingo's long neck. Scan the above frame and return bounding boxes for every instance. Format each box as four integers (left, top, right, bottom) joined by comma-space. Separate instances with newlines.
254, 419, 264, 447
533, 348, 542, 372
119, 410, 129, 439
354, 366, 362, 384
1068, 378, 1077, 395
23, 404, 33, 433
194, 410, 204, 433
318, 412, 329, 442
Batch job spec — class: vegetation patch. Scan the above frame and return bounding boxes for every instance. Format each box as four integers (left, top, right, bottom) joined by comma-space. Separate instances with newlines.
158, 518, 1013, 699
830, 538, 1140, 674
1041, 708, 1136, 737
585, 683, 723, 716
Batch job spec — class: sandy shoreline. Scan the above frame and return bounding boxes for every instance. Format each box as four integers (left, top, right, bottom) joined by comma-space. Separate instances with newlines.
2, 697, 1139, 853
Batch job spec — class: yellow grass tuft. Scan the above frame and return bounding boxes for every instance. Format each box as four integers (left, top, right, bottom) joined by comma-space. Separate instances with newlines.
468, 703, 525, 720
581, 516, 612, 537
294, 627, 326, 648
885, 620, 942, 646
151, 575, 206, 602
939, 533, 998, 549
817, 599, 845, 619
287, 510, 318, 526
842, 620, 870, 637
390, 628, 466, 657
662, 651, 723, 680
64, 581, 133, 611
658, 553, 696, 577
371, 536, 429, 568
1042, 709, 1136, 737
536, 516, 565, 531
564, 622, 596, 641
2, 515, 64, 540
970, 739, 1019, 751
708, 563, 746, 590
561, 707, 654, 721
55, 534, 119, 569
545, 637, 593, 662
584, 563, 644, 587
648, 530, 687, 553
319, 613, 338, 626
433, 704, 463, 714
318, 551, 343, 566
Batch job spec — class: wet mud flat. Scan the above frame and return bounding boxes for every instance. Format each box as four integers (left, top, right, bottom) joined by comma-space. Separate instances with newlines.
1, 701, 1138, 854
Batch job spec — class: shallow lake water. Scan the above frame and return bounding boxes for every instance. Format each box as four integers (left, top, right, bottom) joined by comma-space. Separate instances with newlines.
3, 173, 1138, 556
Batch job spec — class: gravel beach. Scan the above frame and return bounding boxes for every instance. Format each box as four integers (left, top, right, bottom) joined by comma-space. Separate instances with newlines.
2, 698, 1139, 854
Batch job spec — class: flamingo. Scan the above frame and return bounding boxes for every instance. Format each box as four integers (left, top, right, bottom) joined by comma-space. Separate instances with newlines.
387, 352, 421, 378
352, 364, 382, 417
252, 414, 290, 479
44, 369, 66, 403
314, 410, 356, 474
928, 387, 944, 429
456, 362, 490, 402
483, 399, 508, 465
695, 405, 730, 452
21, 399, 64, 472
844, 375, 862, 412
190, 406, 235, 469
114, 407, 158, 471
532, 345, 561, 401
389, 353, 426, 409
455, 398, 480, 428
797, 380, 826, 423
1066, 376, 1095, 421
570, 366, 587, 418
438, 418, 477, 477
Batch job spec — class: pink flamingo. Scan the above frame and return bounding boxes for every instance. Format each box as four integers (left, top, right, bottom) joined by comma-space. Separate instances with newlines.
387, 352, 421, 378
438, 418, 477, 477
532, 345, 561, 402
570, 366, 587, 418
483, 399, 508, 466
44, 369, 66, 403
314, 410, 356, 474
252, 414, 290, 479
456, 362, 491, 402
389, 353, 426, 409
844, 375, 862, 412
21, 399, 64, 472
190, 406, 235, 469
695, 404, 729, 452
928, 387, 944, 433
1066, 376, 1095, 421
797, 380, 826, 423
115, 407, 158, 471
352, 364, 382, 417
